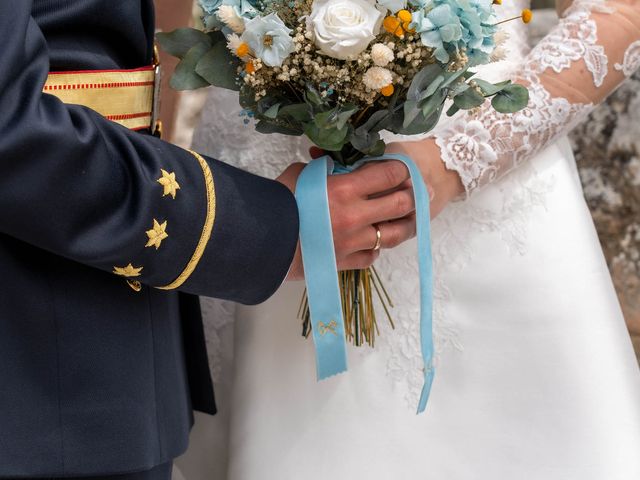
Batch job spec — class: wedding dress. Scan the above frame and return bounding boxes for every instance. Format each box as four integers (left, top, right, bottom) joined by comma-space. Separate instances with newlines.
180, 1, 640, 478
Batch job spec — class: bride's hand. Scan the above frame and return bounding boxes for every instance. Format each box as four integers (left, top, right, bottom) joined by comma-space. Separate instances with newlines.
385, 139, 464, 219
277, 161, 418, 280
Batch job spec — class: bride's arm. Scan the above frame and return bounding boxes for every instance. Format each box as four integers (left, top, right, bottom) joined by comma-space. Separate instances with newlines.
390, 0, 640, 214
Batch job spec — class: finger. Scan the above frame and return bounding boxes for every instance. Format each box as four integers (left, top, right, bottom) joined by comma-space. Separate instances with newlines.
337, 250, 380, 271
335, 212, 416, 255
378, 215, 417, 249
368, 178, 413, 200
347, 161, 410, 197
361, 188, 416, 225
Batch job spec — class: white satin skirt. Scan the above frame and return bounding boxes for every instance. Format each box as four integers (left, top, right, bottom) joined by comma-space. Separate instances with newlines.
177, 137, 640, 480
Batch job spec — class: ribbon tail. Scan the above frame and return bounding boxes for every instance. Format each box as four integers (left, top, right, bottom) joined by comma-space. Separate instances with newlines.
296, 156, 349, 380
417, 362, 435, 414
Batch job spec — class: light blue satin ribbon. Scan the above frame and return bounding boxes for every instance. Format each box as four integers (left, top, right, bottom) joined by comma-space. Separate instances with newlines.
296, 154, 434, 413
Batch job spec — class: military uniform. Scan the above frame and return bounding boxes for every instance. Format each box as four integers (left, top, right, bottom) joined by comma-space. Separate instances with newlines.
0, 0, 299, 478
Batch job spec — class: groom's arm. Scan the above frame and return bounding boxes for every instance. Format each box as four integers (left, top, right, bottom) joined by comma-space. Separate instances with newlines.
0, 0, 298, 304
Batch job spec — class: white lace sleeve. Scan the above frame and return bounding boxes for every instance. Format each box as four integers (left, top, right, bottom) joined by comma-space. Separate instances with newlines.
435, 0, 640, 196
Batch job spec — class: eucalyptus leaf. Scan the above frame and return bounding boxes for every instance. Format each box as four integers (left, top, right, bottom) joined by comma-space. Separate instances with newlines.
351, 109, 391, 151
157, 28, 211, 59
314, 109, 338, 128
420, 90, 446, 118
335, 107, 358, 130
304, 84, 324, 106
403, 100, 421, 128
418, 75, 445, 102
449, 81, 469, 97
195, 41, 241, 91
239, 86, 257, 110
263, 103, 281, 119
279, 103, 312, 122
446, 103, 460, 117
397, 104, 444, 135
473, 79, 511, 97
305, 123, 350, 151
170, 42, 210, 90
351, 129, 381, 152
453, 88, 485, 109
408, 64, 445, 101
256, 120, 303, 136
440, 67, 469, 89
363, 139, 387, 156
491, 84, 529, 113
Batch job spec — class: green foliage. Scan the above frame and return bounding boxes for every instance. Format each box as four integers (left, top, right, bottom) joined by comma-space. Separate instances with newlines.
452, 88, 485, 109
170, 42, 211, 90
156, 28, 211, 58
195, 41, 241, 91
157, 28, 240, 91
491, 84, 530, 113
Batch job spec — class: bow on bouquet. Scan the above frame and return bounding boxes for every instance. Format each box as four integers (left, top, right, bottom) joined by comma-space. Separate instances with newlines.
159, 0, 530, 412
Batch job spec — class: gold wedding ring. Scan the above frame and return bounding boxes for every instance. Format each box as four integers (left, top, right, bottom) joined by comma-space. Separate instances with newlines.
373, 226, 382, 252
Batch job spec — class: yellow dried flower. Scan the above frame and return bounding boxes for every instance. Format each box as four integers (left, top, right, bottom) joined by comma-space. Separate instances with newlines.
521, 9, 533, 23
383, 16, 404, 37
397, 10, 412, 23
236, 42, 250, 58
380, 84, 394, 97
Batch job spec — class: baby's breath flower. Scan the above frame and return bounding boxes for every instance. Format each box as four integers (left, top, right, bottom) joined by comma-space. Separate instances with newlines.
363, 66, 393, 90
371, 43, 395, 67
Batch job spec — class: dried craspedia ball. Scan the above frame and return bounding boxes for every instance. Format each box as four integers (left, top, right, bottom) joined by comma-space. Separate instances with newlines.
380, 84, 394, 97
521, 9, 533, 23
383, 16, 403, 37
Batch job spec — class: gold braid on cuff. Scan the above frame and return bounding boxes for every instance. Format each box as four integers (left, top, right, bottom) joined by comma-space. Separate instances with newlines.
157, 150, 216, 290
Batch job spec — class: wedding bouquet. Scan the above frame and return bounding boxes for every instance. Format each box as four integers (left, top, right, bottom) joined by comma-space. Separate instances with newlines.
159, 0, 530, 407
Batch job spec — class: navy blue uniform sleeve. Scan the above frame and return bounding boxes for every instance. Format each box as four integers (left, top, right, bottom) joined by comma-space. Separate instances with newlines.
0, 0, 299, 304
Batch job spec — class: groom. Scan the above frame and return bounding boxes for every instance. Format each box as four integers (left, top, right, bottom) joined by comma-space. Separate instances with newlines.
0, 1, 417, 479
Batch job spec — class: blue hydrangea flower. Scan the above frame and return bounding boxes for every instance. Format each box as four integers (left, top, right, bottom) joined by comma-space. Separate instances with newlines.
241, 13, 295, 67
198, 0, 223, 15
412, 0, 496, 66
411, 4, 463, 63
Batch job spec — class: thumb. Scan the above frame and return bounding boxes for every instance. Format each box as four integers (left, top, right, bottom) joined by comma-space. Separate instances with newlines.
309, 146, 326, 159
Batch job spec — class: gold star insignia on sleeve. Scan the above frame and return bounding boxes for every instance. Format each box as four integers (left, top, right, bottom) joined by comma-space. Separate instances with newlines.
113, 263, 144, 278
157, 169, 180, 199
145, 219, 169, 250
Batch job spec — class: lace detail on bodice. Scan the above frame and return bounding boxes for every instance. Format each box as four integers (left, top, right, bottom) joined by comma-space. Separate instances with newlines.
436, 0, 640, 196
615, 40, 640, 76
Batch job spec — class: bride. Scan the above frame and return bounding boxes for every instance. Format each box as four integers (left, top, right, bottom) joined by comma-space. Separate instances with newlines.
181, 0, 640, 478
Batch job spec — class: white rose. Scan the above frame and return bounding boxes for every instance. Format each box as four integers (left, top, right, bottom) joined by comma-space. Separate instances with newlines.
307, 0, 384, 60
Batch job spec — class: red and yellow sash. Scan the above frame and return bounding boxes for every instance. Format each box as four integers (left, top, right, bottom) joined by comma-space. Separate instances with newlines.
43, 65, 158, 131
